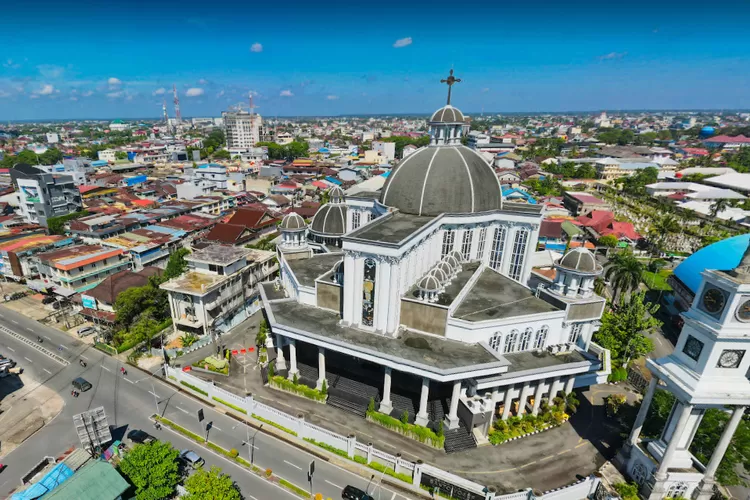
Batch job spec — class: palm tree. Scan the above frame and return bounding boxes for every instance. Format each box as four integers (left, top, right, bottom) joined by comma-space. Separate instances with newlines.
604, 251, 644, 304
709, 198, 732, 219
649, 214, 680, 257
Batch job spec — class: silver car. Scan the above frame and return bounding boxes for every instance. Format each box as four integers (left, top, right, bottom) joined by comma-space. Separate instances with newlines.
179, 450, 204, 469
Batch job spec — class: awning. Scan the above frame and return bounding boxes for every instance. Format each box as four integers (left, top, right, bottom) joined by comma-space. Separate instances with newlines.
52, 286, 78, 298
26, 279, 53, 293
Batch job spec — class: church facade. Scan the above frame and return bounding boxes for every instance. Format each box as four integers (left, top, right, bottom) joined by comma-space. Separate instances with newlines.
260, 73, 611, 451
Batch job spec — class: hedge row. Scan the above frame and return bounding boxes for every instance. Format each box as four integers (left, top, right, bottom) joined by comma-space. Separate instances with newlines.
252, 414, 297, 436
180, 380, 208, 396
269, 375, 326, 402
212, 396, 248, 414
365, 411, 444, 448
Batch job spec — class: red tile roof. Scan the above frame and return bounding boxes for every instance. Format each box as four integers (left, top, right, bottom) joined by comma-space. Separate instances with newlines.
705, 134, 750, 144
204, 223, 249, 244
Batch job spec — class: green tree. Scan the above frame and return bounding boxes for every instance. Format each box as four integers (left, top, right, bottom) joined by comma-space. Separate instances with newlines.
213, 149, 231, 160
38, 148, 63, 165
163, 247, 190, 280
709, 198, 732, 219
604, 251, 644, 303
114, 279, 169, 331
184, 465, 241, 500
598, 234, 619, 250
118, 440, 181, 500
115, 151, 128, 160
593, 292, 659, 365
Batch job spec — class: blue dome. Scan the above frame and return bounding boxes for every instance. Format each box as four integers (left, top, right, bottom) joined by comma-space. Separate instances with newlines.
699, 126, 715, 138
673, 234, 750, 293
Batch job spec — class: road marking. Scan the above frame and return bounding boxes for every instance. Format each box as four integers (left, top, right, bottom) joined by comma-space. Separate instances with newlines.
325, 480, 342, 489
43, 368, 52, 374
149, 390, 159, 398
44, 336, 51, 341
7, 347, 14, 352
101, 365, 111, 372
24, 356, 33, 363
249, 497, 258, 500
176, 406, 189, 414
80, 355, 88, 360
124, 377, 134, 384
11, 320, 18, 324
212, 425, 222, 431
59, 345, 68, 350
575, 442, 587, 449
391, 493, 396, 500
284, 460, 302, 470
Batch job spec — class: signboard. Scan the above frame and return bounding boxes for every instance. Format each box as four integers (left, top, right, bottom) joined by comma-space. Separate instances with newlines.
73, 407, 111, 451
420, 473, 485, 500
81, 295, 97, 310
21, 185, 40, 203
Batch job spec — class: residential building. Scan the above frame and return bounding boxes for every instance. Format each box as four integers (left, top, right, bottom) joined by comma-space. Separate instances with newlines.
78, 267, 162, 325
35, 244, 132, 293
594, 157, 671, 181
101, 226, 186, 270
193, 163, 228, 189
161, 245, 278, 337
98, 149, 117, 162
562, 191, 608, 216
10, 163, 83, 227
372, 141, 396, 161
576, 210, 641, 245
223, 109, 262, 150
46, 133, 59, 144
109, 119, 129, 131
0, 234, 76, 281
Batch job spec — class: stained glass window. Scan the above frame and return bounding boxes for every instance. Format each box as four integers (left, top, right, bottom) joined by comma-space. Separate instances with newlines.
519, 328, 532, 351
442, 229, 455, 258
362, 258, 376, 327
461, 230, 472, 261
477, 227, 487, 260
489, 226, 506, 271
534, 325, 549, 349
504, 329, 518, 353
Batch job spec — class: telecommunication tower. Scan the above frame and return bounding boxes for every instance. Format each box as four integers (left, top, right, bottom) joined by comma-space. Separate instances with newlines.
173, 84, 182, 124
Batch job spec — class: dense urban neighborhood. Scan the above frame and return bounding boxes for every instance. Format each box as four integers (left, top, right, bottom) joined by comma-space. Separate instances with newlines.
2, 31, 750, 498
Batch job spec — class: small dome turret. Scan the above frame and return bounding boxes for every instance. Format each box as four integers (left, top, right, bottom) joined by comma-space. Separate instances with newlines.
557, 248, 600, 274
280, 212, 306, 231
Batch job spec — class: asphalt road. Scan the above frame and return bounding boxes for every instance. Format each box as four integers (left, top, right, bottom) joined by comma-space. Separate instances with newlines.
0, 305, 413, 500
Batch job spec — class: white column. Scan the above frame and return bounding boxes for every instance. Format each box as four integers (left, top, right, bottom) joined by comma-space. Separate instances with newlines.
531, 380, 546, 416
386, 259, 400, 334
415, 377, 430, 427
444, 380, 461, 430
626, 377, 658, 448
379, 367, 393, 414
564, 376, 575, 394
502, 385, 514, 420
655, 402, 694, 479
550, 377, 563, 401
316, 346, 326, 390
696, 406, 746, 500
342, 253, 356, 324
375, 258, 391, 332
275, 334, 287, 370
518, 383, 532, 415
287, 339, 299, 379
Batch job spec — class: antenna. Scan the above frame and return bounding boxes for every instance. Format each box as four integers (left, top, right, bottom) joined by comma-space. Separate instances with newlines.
173, 84, 182, 124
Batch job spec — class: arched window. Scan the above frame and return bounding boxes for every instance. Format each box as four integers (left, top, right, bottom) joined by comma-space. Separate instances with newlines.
362, 258, 376, 327
489, 226, 506, 270
667, 482, 688, 499
519, 328, 532, 351
509, 228, 530, 281
631, 463, 648, 486
477, 227, 487, 260
442, 229, 455, 258
489, 332, 502, 352
461, 230, 472, 261
568, 323, 583, 344
352, 211, 361, 230
534, 325, 549, 350
504, 330, 518, 353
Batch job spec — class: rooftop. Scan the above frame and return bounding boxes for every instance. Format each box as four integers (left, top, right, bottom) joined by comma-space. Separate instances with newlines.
37, 245, 124, 270
187, 244, 250, 265
346, 212, 434, 245
160, 270, 226, 294
287, 253, 343, 288
44, 459, 129, 500
453, 267, 562, 322
406, 262, 481, 306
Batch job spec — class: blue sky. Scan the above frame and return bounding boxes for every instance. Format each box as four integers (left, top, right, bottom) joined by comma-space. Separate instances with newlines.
1, 0, 749, 120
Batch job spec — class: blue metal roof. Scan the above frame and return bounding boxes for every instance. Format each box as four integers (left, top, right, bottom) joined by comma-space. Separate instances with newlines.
501, 187, 537, 204
673, 234, 750, 293
325, 176, 342, 185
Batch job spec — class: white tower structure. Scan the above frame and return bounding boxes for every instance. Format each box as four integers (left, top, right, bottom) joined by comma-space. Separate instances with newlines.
619, 243, 750, 499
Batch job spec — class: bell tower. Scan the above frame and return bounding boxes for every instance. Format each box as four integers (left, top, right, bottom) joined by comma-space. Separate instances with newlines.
617, 243, 750, 499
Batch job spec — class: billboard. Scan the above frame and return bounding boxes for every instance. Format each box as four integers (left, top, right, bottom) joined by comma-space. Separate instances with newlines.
81, 295, 97, 310
21, 185, 40, 203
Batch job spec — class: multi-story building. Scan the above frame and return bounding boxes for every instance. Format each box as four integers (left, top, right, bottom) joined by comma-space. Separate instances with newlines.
160, 245, 278, 338
0, 234, 76, 281
372, 141, 396, 161
223, 109, 262, 150
35, 244, 132, 293
98, 149, 117, 162
192, 163, 228, 189
10, 164, 83, 227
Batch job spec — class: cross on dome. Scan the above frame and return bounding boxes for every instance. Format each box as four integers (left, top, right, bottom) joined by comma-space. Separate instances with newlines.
440, 69, 461, 105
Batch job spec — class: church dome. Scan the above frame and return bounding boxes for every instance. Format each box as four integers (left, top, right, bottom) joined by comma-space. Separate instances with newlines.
557, 248, 600, 274
418, 274, 441, 292
279, 212, 306, 231
674, 234, 750, 293
379, 146, 502, 216
429, 267, 449, 283
328, 185, 344, 203
430, 105, 464, 123
310, 203, 348, 236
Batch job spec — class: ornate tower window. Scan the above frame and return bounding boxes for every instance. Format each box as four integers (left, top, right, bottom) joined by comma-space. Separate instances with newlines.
461, 230, 472, 261
568, 323, 583, 344
666, 482, 688, 498
442, 229, 455, 258
477, 227, 487, 260
509, 228, 530, 281
352, 211, 361, 230
489, 332, 502, 352
362, 258, 376, 327
504, 329, 518, 353
489, 226, 506, 271
534, 325, 549, 349
631, 463, 648, 486
519, 328, 532, 351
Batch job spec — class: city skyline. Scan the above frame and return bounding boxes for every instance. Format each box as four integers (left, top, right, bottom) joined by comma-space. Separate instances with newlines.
1, 0, 749, 120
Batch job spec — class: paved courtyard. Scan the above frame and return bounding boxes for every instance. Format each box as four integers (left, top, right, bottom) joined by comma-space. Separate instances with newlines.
169, 313, 637, 494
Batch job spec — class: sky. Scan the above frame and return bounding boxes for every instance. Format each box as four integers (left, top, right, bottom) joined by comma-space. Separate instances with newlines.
1, 0, 749, 120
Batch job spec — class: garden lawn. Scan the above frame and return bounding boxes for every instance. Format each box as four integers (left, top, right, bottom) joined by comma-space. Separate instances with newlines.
642, 270, 672, 291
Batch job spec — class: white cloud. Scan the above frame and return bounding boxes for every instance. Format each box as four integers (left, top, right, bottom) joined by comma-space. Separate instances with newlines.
185, 87, 204, 97
326, 95, 339, 100
152, 87, 166, 96
393, 37, 412, 48
37, 64, 65, 79
198, 78, 208, 85
82, 90, 94, 97
248, 90, 258, 97
216, 90, 225, 98
36, 84, 55, 95
3, 59, 20, 69
108, 77, 122, 87
599, 51, 627, 61
30, 95, 40, 99
107, 91, 124, 98
250, 43, 263, 53
279, 90, 294, 97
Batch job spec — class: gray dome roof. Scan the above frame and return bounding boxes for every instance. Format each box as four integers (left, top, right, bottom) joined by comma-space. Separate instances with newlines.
448, 250, 463, 264
445, 254, 461, 270
380, 146, 502, 216
328, 185, 344, 203
280, 212, 306, 230
418, 274, 441, 292
310, 203, 348, 236
557, 248, 600, 274
429, 267, 448, 283
430, 105, 464, 123
436, 261, 453, 277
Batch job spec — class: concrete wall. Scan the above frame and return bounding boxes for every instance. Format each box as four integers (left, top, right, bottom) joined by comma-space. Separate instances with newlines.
316, 281, 341, 313
400, 299, 447, 336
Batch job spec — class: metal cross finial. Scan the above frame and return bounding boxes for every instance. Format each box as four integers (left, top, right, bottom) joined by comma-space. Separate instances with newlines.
440, 69, 461, 105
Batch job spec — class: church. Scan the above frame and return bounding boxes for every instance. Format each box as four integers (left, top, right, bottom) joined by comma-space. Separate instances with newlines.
259, 71, 611, 452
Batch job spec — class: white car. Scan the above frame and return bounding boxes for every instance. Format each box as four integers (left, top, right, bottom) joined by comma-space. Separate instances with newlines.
77, 326, 96, 337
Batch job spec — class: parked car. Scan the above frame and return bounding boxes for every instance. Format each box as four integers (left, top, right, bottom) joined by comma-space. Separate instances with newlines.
342, 485, 373, 500
179, 450, 205, 469
72, 377, 92, 392
42, 296, 56, 305
127, 429, 156, 445
77, 326, 95, 337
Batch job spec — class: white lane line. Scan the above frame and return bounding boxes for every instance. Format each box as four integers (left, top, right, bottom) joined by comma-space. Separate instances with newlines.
24, 357, 33, 363
101, 365, 111, 372
390, 493, 396, 500
44, 336, 51, 341
11, 320, 18, 324
6, 347, 14, 352
325, 480, 343, 489
249, 496, 259, 500
148, 390, 159, 398
80, 355, 88, 360
283, 460, 302, 470
212, 425, 222, 431
43, 368, 52, 374
59, 345, 68, 350
0, 312, 4, 317
124, 377, 134, 384
176, 406, 189, 414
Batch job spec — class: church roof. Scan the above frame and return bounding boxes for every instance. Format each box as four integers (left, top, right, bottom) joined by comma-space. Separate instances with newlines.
557, 248, 600, 274
380, 145, 503, 216
430, 105, 465, 123
310, 203, 348, 236
280, 212, 306, 230
674, 234, 750, 293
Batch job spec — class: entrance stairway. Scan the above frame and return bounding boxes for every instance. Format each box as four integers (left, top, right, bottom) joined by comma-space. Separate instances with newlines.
443, 421, 478, 454
326, 394, 368, 418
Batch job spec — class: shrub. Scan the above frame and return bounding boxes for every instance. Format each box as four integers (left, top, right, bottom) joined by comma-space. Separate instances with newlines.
180, 380, 208, 396
212, 396, 248, 414
613, 482, 639, 500
292, 373, 299, 385
268, 363, 275, 379
252, 414, 297, 436
436, 420, 444, 438
269, 375, 326, 402
229, 448, 239, 458
303, 438, 349, 458
265, 468, 273, 478
400, 411, 409, 425
321, 379, 327, 396
368, 397, 375, 413
366, 410, 444, 448
605, 394, 627, 417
